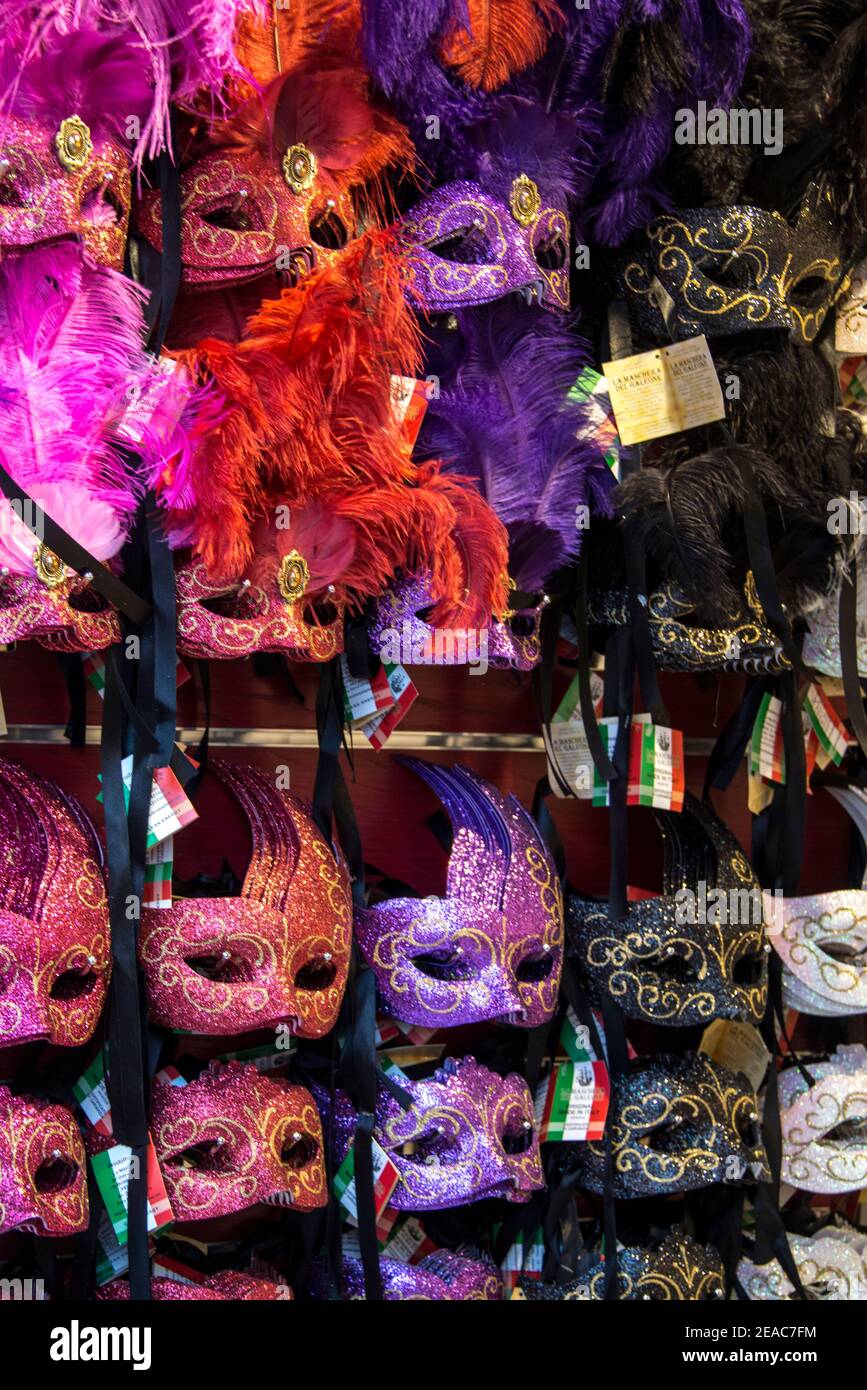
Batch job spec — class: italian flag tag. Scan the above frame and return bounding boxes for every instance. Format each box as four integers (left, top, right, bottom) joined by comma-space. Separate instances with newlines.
90, 1138, 174, 1245
803, 683, 850, 765
498, 1225, 545, 1290
749, 693, 785, 783
333, 1140, 400, 1226
627, 716, 685, 810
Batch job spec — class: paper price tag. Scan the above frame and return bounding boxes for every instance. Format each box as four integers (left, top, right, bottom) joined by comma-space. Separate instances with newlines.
535, 1059, 609, 1142
144, 835, 173, 909
340, 656, 394, 725
700, 1020, 771, 1092
603, 336, 725, 445
73, 1051, 113, 1138
498, 1226, 545, 1289
381, 1216, 437, 1265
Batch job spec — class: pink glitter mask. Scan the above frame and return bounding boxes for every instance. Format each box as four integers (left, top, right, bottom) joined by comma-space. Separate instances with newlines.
175, 556, 344, 663
0, 113, 131, 271
136, 149, 356, 290
0, 758, 109, 1048
764, 889, 867, 1017
151, 1061, 327, 1222
140, 761, 351, 1037
0, 1087, 89, 1236
98, 1271, 290, 1301
370, 1057, 542, 1210
780, 1046, 867, 1195
355, 759, 563, 1029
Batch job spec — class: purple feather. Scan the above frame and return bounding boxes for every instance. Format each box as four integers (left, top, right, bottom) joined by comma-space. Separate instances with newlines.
463, 95, 593, 211
417, 302, 611, 591
571, 0, 752, 244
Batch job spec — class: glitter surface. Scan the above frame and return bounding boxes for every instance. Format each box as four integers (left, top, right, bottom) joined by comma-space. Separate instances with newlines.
401, 180, 570, 311
0, 1086, 88, 1236
738, 1225, 867, 1300
355, 760, 562, 1029
0, 757, 109, 1048
140, 762, 351, 1037
519, 1233, 725, 1301
567, 794, 767, 1026
151, 1061, 327, 1222
0, 112, 132, 270
315, 1252, 503, 1300
318, 1056, 544, 1211
370, 575, 542, 671
98, 1272, 290, 1301
576, 1053, 768, 1198
175, 557, 344, 662
780, 1045, 867, 1194
136, 150, 356, 288
767, 890, 867, 1017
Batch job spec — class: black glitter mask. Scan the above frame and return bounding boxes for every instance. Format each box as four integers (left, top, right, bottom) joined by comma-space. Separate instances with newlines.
588, 574, 788, 673
620, 184, 845, 345
567, 793, 769, 1026
575, 1052, 769, 1199
518, 1233, 726, 1301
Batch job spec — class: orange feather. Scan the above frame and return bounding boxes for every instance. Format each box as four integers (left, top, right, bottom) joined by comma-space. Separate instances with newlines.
437, 0, 562, 92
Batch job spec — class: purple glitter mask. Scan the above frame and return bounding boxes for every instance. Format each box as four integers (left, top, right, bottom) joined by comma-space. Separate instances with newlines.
317, 1056, 543, 1210
314, 1251, 503, 1300
401, 179, 570, 312
370, 574, 543, 672
355, 759, 563, 1028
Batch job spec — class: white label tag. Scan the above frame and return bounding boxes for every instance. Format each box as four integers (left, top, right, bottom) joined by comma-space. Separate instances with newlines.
603, 336, 725, 445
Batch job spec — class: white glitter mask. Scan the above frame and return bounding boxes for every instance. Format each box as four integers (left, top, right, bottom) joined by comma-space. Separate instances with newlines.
780, 1046, 867, 1194
738, 1225, 867, 1300
764, 886, 867, 1016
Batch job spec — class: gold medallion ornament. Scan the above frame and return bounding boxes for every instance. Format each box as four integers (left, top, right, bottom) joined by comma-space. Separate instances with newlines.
33, 543, 66, 588
55, 116, 93, 173
277, 550, 310, 604
510, 174, 541, 228
282, 143, 317, 194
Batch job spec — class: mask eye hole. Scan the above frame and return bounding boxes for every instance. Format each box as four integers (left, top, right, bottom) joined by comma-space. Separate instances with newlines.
303, 598, 338, 627
34, 1154, 79, 1193
201, 203, 255, 233
426, 226, 493, 264
183, 953, 258, 984
397, 1126, 453, 1165
501, 1121, 534, 1155
822, 1116, 867, 1144
640, 1118, 688, 1152
533, 232, 567, 271
310, 209, 349, 250
696, 254, 753, 290
169, 1140, 233, 1172
816, 936, 867, 964
790, 274, 831, 307
50, 969, 98, 1001
0, 167, 25, 207
649, 947, 699, 983
515, 951, 554, 984
81, 183, 125, 228
294, 957, 337, 991
411, 948, 475, 981
507, 614, 537, 637
281, 1132, 317, 1169
732, 949, 765, 985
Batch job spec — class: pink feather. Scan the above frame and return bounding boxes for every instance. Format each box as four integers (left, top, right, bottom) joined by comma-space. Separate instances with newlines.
0, 244, 189, 552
